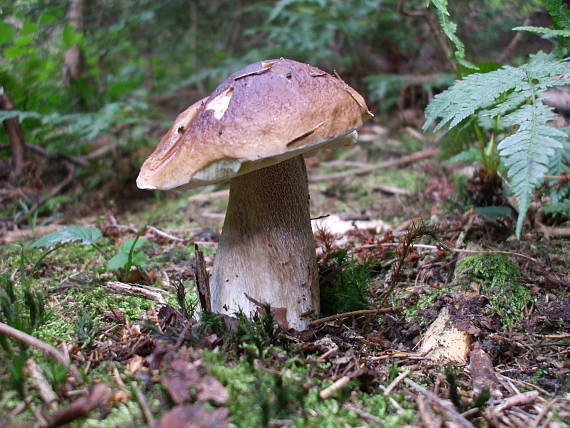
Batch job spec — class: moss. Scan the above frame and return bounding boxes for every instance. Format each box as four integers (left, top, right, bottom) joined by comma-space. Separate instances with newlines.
203, 351, 415, 428
320, 252, 373, 316
456, 254, 532, 328
402, 286, 450, 322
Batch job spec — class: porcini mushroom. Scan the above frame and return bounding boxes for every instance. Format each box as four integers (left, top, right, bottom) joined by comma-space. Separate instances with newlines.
137, 58, 371, 330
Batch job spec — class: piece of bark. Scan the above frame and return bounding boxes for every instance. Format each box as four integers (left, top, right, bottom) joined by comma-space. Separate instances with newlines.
419, 307, 471, 365
194, 244, 211, 313
470, 341, 500, 398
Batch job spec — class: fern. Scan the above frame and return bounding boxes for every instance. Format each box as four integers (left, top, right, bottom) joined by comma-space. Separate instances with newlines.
498, 103, 565, 236
424, 52, 570, 237
513, 26, 570, 38
429, 0, 477, 70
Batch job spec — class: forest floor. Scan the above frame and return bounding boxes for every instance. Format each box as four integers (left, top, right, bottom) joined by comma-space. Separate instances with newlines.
0, 122, 569, 428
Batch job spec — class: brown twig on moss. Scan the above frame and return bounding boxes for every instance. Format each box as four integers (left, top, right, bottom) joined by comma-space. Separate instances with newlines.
309, 306, 402, 326
379, 220, 440, 306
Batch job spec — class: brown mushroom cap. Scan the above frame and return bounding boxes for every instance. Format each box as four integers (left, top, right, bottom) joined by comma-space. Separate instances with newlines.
137, 58, 372, 190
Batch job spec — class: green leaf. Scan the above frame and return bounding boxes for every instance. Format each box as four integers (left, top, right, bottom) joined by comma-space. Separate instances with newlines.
105, 252, 129, 271
31, 226, 102, 248
106, 238, 148, 271
0, 22, 14, 44
62, 24, 82, 48
498, 102, 565, 237
424, 53, 570, 238
21, 22, 38, 36
475, 206, 512, 219
0, 110, 41, 122
429, 0, 477, 71
39, 13, 58, 26
514, 26, 570, 38
3, 44, 27, 59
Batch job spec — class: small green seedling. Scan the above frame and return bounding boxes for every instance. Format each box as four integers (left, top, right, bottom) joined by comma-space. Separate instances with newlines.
106, 236, 149, 280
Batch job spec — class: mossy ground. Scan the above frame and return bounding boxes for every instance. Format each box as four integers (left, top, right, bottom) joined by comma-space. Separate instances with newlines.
1, 128, 569, 426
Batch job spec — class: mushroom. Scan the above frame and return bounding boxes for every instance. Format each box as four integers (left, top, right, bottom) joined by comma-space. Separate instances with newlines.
137, 58, 372, 330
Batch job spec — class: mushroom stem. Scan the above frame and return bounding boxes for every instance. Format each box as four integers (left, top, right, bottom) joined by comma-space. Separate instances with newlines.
210, 155, 319, 330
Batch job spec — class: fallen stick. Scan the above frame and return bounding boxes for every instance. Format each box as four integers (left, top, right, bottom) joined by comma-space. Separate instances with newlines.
383, 370, 409, 396
493, 391, 539, 415
104, 281, 168, 304
344, 403, 384, 425
46, 383, 112, 428
132, 381, 155, 426
0, 322, 70, 367
26, 358, 58, 410
310, 148, 439, 182
405, 378, 476, 428
309, 306, 402, 326
319, 376, 351, 400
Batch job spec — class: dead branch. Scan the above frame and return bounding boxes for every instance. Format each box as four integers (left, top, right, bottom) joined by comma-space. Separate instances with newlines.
383, 370, 410, 395
309, 148, 438, 182
131, 381, 155, 426
498, 16, 531, 63
46, 383, 112, 428
319, 376, 351, 399
344, 403, 384, 425
104, 281, 168, 304
0, 92, 26, 182
405, 378, 476, 428
18, 160, 76, 224
194, 244, 211, 313
26, 358, 58, 410
309, 306, 402, 326
0, 141, 89, 167
0, 322, 79, 379
492, 391, 539, 415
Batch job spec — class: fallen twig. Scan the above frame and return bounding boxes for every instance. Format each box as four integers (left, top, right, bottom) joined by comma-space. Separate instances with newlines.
357, 242, 541, 264
132, 381, 155, 426
0, 322, 79, 379
492, 391, 539, 415
26, 358, 58, 410
147, 225, 185, 242
405, 378, 476, 428
383, 370, 409, 396
309, 306, 402, 326
104, 281, 168, 304
46, 383, 112, 428
319, 376, 351, 400
309, 148, 439, 182
344, 403, 384, 425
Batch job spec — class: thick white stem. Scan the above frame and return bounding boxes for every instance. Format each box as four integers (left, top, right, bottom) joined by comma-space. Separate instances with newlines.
210, 155, 319, 330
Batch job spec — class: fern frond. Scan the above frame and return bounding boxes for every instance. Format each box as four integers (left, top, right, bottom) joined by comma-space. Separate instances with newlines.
513, 26, 570, 38
542, 0, 570, 31
498, 103, 565, 237
424, 53, 570, 238
423, 53, 570, 133
429, 0, 477, 70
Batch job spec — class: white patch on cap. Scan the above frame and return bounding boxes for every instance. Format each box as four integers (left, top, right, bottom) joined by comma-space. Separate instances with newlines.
205, 86, 234, 120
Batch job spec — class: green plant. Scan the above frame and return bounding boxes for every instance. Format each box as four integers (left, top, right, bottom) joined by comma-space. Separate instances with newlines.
106, 236, 149, 280
424, 3, 570, 238
456, 254, 532, 328
74, 309, 99, 348
320, 251, 373, 316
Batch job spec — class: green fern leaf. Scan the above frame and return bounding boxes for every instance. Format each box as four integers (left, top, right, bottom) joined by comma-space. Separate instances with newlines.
498, 103, 565, 237
430, 0, 477, 70
543, 0, 570, 31
514, 26, 570, 38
